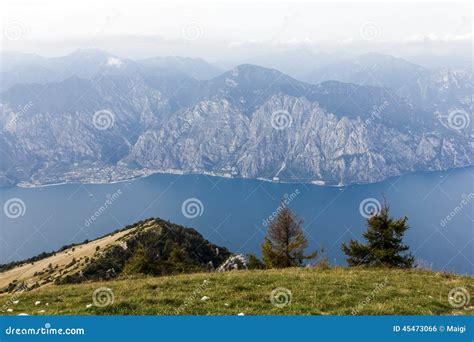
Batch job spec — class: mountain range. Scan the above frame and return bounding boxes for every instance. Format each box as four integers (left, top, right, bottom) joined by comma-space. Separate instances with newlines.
0, 49, 472, 187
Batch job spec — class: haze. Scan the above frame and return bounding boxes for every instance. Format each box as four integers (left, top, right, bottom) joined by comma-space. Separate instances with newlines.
1, 0, 472, 67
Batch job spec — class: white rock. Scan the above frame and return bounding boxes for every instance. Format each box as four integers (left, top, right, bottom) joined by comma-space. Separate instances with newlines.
34, 301, 41, 306
224, 303, 230, 307
7, 308, 13, 312
217, 254, 248, 272
200, 296, 210, 301
12, 300, 19, 305
38, 310, 45, 313
17, 313, 29, 316
86, 304, 93, 308
237, 312, 245, 316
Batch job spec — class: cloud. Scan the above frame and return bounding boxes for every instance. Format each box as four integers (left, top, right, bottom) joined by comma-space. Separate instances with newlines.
404, 33, 473, 43
106, 57, 123, 67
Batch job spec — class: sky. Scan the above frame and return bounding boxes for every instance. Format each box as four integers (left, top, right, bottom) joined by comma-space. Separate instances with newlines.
0, 0, 472, 63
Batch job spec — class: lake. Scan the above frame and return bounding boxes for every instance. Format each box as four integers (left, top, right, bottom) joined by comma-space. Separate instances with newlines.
0, 168, 473, 274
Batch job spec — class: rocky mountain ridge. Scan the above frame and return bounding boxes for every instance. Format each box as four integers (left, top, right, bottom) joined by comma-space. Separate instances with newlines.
0, 57, 472, 187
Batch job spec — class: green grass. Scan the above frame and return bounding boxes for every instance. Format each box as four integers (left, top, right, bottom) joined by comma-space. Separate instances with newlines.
1, 267, 472, 315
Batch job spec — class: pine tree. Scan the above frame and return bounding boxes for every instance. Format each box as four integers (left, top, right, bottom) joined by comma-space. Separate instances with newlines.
342, 203, 414, 268
261, 205, 316, 268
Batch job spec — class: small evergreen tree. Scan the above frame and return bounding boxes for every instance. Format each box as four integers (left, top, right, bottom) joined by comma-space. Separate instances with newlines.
261, 205, 316, 268
342, 203, 414, 268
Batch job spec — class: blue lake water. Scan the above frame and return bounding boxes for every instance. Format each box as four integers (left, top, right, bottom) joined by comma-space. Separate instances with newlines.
0, 168, 473, 274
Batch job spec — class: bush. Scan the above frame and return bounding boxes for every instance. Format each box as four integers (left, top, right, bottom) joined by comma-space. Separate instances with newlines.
247, 254, 265, 270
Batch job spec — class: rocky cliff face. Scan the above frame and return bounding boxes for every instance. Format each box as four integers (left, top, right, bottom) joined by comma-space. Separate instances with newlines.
130, 93, 472, 185
0, 63, 472, 187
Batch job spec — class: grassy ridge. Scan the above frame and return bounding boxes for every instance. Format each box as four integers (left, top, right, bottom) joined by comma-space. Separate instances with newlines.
1, 267, 472, 315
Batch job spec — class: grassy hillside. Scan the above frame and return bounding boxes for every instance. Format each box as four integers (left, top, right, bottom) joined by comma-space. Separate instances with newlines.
0, 228, 132, 291
1, 217, 472, 316
1, 267, 472, 315
0, 218, 229, 291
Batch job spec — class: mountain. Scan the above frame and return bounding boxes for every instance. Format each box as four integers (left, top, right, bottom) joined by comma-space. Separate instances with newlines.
308, 53, 429, 91
243, 49, 346, 83
0, 50, 141, 91
0, 218, 230, 291
305, 53, 472, 116
0, 50, 222, 92
137, 56, 222, 80
398, 68, 473, 114
0, 62, 472, 187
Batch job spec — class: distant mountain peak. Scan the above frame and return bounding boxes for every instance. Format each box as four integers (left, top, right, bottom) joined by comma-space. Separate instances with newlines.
228, 63, 282, 76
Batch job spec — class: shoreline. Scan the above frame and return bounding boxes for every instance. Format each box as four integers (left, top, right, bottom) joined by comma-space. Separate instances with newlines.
5, 165, 473, 191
